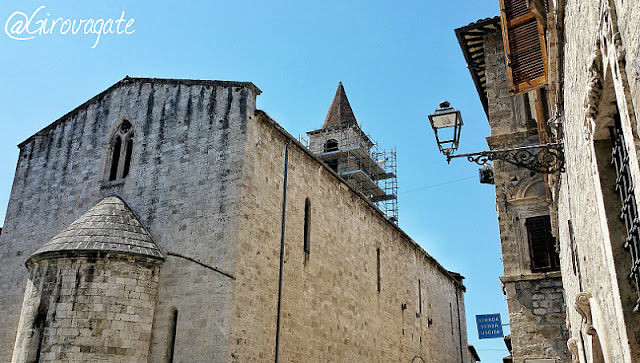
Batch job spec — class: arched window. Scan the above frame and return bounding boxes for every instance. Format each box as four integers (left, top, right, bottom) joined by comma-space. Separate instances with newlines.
324, 139, 339, 152
303, 198, 311, 254
108, 120, 134, 181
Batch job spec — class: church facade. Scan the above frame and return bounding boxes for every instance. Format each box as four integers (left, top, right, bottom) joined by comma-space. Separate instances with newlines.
0, 77, 470, 362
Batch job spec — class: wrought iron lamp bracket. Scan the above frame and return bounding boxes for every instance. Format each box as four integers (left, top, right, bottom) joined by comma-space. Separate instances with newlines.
444, 142, 565, 174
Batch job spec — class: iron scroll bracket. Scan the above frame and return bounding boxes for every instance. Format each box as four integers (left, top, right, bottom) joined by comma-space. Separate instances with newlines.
444, 142, 565, 174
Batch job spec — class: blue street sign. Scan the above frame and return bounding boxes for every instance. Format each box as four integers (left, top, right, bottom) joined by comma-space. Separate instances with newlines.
476, 313, 504, 339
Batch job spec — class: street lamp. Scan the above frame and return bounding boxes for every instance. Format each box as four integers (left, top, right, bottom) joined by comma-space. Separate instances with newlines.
428, 101, 463, 156
428, 102, 565, 174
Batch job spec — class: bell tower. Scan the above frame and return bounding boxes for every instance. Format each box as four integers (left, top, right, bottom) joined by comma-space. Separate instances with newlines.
307, 82, 398, 222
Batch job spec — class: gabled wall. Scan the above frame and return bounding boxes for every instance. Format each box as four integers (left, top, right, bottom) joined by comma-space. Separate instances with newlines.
0, 78, 256, 362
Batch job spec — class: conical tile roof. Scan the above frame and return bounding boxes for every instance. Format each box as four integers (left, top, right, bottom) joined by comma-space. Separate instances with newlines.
30, 196, 163, 260
322, 82, 358, 128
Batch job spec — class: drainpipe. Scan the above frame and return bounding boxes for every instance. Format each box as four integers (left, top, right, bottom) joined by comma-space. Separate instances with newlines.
274, 140, 291, 363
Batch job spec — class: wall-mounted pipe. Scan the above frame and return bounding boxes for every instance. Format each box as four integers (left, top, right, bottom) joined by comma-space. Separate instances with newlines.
274, 140, 291, 363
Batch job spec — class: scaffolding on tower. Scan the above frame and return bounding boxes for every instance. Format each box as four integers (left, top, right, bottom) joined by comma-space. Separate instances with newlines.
306, 124, 399, 223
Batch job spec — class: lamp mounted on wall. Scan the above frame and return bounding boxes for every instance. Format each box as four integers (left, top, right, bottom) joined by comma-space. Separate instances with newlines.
428, 101, 565, 174
428, 101, 463, 156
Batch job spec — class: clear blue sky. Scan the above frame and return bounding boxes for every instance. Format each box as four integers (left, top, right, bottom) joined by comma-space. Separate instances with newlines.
0, 0, 510, 360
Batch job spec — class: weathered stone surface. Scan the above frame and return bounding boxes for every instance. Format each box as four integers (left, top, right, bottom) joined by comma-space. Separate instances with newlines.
503, 277, 569, 362
12, 254, 160, 363
0, 77, 470, 362
228, 111, 469, 362
556, 0, 640, 362
0, 78, 255, 362
322, 82, 358, 128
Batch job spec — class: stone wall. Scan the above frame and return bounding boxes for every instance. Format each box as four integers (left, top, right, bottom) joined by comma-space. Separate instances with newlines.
11, 254, 160, 363
502, 275, 568, 362
484, 30, 529, 138
227, 111, 470, 362
0, 78, 257, 362
307, 126, 372, 154
557, 0, 640, 361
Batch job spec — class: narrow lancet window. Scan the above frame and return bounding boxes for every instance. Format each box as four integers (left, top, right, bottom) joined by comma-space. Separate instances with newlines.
418, 279, 422, 316
376, 248, 381, 293
108, 120, 134, 181
123, 136, 134, 178
303, 198, 311, 254
109, 136, 122, 181
450, 303, 454, 335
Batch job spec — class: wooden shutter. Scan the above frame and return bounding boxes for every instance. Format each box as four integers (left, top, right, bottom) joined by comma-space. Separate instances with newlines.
526, 215, 559, 272
500, 0, 548, 95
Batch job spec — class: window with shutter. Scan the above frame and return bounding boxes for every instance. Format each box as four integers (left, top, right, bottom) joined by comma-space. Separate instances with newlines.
526, 215, 560, 272
499, 0, 549, 95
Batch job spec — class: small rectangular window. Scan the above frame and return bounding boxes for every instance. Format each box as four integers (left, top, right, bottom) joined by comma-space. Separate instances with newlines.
526, 215, 560, 272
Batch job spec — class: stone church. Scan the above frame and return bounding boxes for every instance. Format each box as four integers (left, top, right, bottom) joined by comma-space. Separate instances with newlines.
0, 77, 470, 362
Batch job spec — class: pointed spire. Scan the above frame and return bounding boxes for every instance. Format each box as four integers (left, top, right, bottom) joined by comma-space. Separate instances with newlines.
322, 82, 358, 128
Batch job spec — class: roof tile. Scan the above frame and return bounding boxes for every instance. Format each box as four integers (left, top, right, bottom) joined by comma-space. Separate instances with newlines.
30, 196, 163, 260
322, 82, 358, 128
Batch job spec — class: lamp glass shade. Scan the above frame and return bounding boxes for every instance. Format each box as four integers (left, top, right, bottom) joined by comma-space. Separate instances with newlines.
430, 112, 459, 129
428, 102, 463, 155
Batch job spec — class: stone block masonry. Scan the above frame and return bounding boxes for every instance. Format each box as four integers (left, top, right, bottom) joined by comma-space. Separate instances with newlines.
0, 77, 470, 362
12, 254, 160, 363
228, 110, 470, 362
501, 275, 568, 363
0, 78, 258, 362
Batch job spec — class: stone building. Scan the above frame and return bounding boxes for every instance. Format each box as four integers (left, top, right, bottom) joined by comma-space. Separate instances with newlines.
0, 77, 470, 362
456, 16, 569, 363
457, 0, 640, 362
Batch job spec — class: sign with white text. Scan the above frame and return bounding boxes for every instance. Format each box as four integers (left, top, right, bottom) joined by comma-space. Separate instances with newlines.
476, 313, 504, 339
